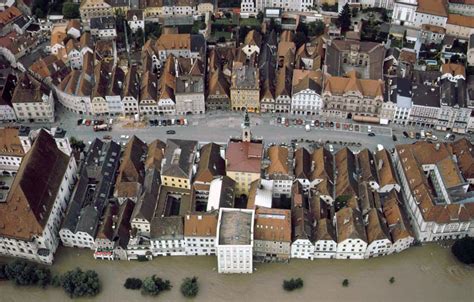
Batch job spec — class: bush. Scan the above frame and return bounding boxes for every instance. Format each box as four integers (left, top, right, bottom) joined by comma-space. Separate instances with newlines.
61, 268, 100, 298
0, 264, 6, 281
51, 275, 61, 288
141, 275, 171, 296
282, 278, 304, 291
389, 277, 395, 284
342, 279, 349, 287
180, 276, 199, 298
4, 260, 51, 288
452, 237, 474, 265
124, 278, 143, 290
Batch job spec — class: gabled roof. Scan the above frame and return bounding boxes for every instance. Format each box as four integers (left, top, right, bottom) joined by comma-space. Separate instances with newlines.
336, 207, 367, 243
184, 212, 218, 237
131, 168, 160, 222
225, 140, 263, 174
115, 136, 147, 199
244, 30, 262, 47
145, 139, 166, 171
267, 145, 290, 176
314, 218, 336, 242
294, 147, 311, 179
357, 148, 378, 183
335, 147, 358, 198
194, 143, 225, 184
324, 70, 384, 98
310, 147, 333, 182
254, 207, 291, 242
162, 139, 198, 179
366, 208, 390, 244
208, 70, 230, 98
291, 206, 313, 242
0, 130, 69, 240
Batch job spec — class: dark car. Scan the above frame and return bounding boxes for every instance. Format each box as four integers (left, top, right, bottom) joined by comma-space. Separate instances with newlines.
415, 132, 421, 139
403, 131, 409, 138
149, 120, 156, 126
368, 132, 376, 137
77, 119, 83, 126
162, 120, 167, 126
449, 134, 456, 141
166, 130, 176, 135
277, 117, 281, 124
392, 134, 398, 141
329, 122, 334, 128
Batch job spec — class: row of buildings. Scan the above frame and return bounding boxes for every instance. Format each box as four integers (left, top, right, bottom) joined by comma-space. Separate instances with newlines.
1, 113, 472, 272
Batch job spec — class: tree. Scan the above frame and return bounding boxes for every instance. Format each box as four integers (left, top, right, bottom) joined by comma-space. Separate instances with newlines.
4, 260, 51, 287
337, 3, 351, 33
180, 276, 199, 298
62, 2, 80, 19
0, 264, 6, 281
342, 279, 349, 287
307, 20, 325, 37
452, 237, 474, 265
51, 275, 61, 288
141, 275, 171, 296
282, 278, 304, 291
145, 22, 162, 39
389, 277, 395, 284
60, 268, 101, 298
124, 278, 143, 290
335, 195, 352, 211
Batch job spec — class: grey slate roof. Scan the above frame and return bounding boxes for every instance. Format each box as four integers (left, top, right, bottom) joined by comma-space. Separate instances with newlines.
131, 168, 161, 222
440, 78, 467, 107
162, 139, 197, 179
61, 139, 121, 237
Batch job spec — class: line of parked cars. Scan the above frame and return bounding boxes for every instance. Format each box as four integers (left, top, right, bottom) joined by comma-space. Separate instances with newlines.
149, 118, 188, 127
276, 117, 367, 134
402, 130, 442, 142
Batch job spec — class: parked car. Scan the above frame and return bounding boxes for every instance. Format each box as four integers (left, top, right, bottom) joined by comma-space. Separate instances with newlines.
367, 125, 372, 132
277, 117, 281, 124
162, 120, 167, 126
314, 120, 320, 127
354, 125, 359, 131
328, 144, 334, 152
325, 121, 330, 128
281, 117, 286, 124
103, 135, 112, 140
368, 132, 376, 137
0, 181, 5, 186
409, 131, 415, 139
329, 122, 334, 128
392, 134, 397, 141
166, 130, 176, 135
0, 186, 9, 190
349, 125, 353, 131
285, 119, 289, 127
296, 119, 303, 125
85, 119, 91, 126
310, 120, 315, 127
320, 122, 324, 128
336, 122, 340, 129
77, 119, 83, 126
415, 132, 421, 139
449, 134, 456, 141
403, 131, 409, 138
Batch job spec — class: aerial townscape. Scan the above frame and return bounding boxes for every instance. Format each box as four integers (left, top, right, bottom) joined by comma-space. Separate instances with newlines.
0, 0, 473, 300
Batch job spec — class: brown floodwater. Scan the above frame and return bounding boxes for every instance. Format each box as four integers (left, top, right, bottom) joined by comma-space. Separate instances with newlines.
1, 243, 473, 302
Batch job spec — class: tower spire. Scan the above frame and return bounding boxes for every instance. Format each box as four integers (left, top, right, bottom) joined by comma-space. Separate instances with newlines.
241, 108, 251, 142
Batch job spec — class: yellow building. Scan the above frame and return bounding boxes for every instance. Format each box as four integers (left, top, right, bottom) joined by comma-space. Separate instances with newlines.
225, 112, 263, 196
230, 64, 260, 113
161, 139, 198, 190
80, 0, 113, 23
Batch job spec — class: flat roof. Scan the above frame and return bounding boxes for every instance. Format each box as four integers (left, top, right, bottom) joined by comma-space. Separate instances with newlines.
218, 209, 253, 245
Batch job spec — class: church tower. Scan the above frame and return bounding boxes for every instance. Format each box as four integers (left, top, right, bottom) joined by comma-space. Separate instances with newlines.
241, 109, 251, 142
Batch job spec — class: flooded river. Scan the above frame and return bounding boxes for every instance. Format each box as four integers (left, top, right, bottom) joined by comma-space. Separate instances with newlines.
1, 243, 473, 302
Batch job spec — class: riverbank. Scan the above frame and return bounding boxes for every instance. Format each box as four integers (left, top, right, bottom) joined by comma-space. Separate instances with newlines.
1, 243, 473, 302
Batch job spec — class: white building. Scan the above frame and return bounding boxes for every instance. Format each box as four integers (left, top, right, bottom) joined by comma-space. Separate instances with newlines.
121, 65, 140, 116
0, 128, 24, 174
266, 145, 293, 198
383, 196, 414, 254
126, 9, 144, 33
393, 141, 474, 242
216, 208, 255, 274
412, 0, 448, 28
291, 70, 323, 116
290, 207, 315, 260
0, 130, 77, 264
90, 16, 117, 39
184, 213, 218, 256
365, 209, 392, 258
392, 0, 418, 26
241, 0, 315, 17
150, 217, 186, 256
313, 218, 337, 259
12, 74, 54, 123
335, 207, 368, 259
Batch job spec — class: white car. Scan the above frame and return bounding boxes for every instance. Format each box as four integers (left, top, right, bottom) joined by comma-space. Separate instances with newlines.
367, 125, 372, 132
329, 144, 334, 152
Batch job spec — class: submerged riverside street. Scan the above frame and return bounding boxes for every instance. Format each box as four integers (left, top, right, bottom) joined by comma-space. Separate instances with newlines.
1, 244, 473, 302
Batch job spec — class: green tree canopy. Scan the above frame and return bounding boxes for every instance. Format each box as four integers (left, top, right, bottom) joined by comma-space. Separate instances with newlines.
141, 275, 171, 296
337, 3, 352, 33
180, 276, 199, 298
60, 268, 101, 298
452, 237, 474, 265
62, 2, 80, 19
